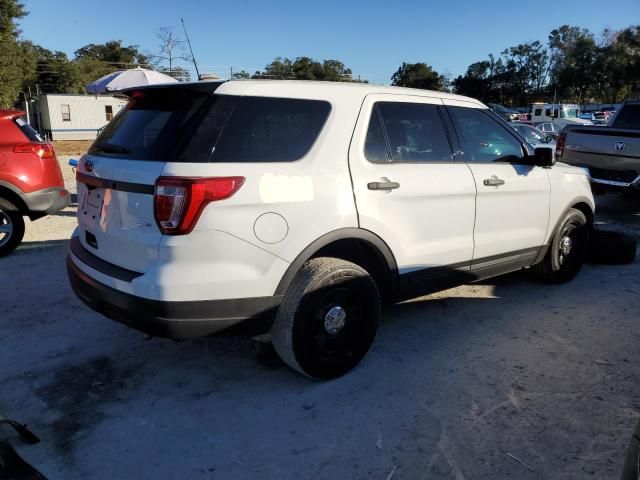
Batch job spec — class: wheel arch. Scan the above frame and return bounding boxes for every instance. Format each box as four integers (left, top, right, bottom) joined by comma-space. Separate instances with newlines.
0, 184, 28, 216
274, 228, 399, 303
534, 197, 595, 265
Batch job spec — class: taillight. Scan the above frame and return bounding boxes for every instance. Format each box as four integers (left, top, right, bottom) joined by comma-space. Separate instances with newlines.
555, 132, 567, 161
13, 143, 56, 159
154, 176, 245, 235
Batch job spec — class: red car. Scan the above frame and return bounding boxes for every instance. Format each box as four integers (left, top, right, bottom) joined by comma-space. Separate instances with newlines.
0, 110, 70, 256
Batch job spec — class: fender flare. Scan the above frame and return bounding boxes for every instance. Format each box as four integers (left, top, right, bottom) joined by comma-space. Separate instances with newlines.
274, 228, 399, 296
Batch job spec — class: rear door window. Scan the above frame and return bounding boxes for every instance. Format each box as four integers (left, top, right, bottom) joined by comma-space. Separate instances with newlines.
371, 102, 452, 163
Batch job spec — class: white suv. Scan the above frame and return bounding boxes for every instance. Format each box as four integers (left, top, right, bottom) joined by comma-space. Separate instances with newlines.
67, 80, 594, 379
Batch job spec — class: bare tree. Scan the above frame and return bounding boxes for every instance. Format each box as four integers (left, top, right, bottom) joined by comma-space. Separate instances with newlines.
155, 27, 190, 77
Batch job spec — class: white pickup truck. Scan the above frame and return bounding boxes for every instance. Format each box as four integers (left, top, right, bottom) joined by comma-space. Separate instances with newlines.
527, 103, 592, 128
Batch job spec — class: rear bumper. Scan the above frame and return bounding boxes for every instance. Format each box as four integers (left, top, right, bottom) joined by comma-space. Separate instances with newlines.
22, 187, 70, 218
67, 254, 282, 339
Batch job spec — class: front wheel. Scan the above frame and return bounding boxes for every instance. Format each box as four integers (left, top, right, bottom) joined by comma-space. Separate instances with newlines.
271, 257, 380, 380
531, 208, 589, 283
0, 199, 25, 257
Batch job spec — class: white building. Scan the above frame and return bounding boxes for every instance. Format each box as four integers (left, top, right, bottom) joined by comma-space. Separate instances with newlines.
30, 94, 128, 140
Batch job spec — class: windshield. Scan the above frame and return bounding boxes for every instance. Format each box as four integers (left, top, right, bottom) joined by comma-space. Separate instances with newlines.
561, 107, 579, 118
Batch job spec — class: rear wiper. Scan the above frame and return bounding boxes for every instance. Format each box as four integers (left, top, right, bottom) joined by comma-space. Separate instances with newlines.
94, 142, 131, 154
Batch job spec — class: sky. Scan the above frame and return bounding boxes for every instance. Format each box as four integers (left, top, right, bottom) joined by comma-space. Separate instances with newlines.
19, 0, 640, 83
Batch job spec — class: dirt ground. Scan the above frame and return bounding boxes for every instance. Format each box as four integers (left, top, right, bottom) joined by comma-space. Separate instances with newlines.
52, 141, 93, 156
1, 157, 639, 479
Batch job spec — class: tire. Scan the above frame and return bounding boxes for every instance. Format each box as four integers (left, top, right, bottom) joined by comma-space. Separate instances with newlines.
532, 208, 589, 283
271, 257, 380, 380
587, 230, 637, 265
0, 198, 25, 257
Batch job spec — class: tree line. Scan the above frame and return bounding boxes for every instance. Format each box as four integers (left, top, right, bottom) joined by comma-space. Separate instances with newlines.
1, 0, 638, 108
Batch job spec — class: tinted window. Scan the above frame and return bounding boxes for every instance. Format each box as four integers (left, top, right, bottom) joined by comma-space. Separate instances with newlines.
364, 107, 389, 162
448, 107, 524, 163
376, 102, 451, 163
210, 97, 330, 162
14, 116, 43, 142
613, 104, 640, 129
90, 89, 210, 161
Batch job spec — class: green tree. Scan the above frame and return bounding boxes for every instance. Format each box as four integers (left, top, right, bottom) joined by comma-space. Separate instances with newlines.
74, 40, 150, 67
253, 56, 360, 82
0, 0, 34, 107
390, 62, 445, 91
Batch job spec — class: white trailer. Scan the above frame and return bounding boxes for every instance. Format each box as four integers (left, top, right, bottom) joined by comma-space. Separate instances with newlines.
35, 94, 127, 140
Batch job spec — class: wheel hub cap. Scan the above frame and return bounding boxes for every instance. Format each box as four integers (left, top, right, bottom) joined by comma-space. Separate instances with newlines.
324, 306, 347, 335
560, 236, 573, 256
0, 211, 13, 248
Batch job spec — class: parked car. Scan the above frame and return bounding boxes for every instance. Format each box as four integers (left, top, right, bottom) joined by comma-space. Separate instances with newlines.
0, 110, 70, 256
67, 80, 594, 379
511, 122, 556, 153
536, 122, 564, 140
487, 103, 519, 122
558, 99, 640, 195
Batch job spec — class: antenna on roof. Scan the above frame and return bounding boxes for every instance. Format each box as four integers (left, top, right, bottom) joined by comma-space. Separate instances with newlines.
181, 18, 201, 80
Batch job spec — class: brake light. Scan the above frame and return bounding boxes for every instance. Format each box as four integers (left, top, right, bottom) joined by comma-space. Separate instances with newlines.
555, 132, 567, 161
13, 143, 56, 159
154, 176, 245, 235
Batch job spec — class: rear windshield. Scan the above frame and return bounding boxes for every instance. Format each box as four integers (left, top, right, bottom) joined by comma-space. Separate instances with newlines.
90, 91, 331, 163
612, 104, 640, 129
14, 116, 43, 142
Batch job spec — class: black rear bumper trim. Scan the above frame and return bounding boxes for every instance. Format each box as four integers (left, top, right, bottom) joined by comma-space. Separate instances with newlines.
67, 255, 281, 338
70, 236, 142, 282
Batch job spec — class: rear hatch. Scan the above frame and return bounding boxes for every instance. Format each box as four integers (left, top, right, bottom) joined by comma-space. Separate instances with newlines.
76, 87, 216, 273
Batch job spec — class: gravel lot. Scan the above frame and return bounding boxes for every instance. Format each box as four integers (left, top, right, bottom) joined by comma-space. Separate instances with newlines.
1, 156, 639, 479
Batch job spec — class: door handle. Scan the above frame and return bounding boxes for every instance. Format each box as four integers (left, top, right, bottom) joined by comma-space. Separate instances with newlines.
368, 177, 400, 192
483, 177, 505, 187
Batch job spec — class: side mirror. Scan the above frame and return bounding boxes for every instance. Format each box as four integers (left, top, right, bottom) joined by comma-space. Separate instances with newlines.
545, 134, 554, 144
534, 147, 555, 167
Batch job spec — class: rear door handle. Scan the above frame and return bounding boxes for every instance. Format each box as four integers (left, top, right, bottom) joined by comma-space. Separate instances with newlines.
368, 177, 400, 192
483, 177, 505, 187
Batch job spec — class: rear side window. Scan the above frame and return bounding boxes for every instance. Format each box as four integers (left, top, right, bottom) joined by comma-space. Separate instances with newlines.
613, 105, 640, 129
208, 97, 330, 163
14, 116, 43, 142
365, 102, 452, 163
448, 106, 524, 163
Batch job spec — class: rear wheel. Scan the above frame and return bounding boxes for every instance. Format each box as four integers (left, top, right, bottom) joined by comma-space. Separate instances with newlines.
532, 208, 589, 283
0, 199, 25, 257
271, 257, 380, 380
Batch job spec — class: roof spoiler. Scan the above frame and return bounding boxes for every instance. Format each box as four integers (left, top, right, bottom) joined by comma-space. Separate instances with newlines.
0, 110, 26, 120
120, 80, 226, 97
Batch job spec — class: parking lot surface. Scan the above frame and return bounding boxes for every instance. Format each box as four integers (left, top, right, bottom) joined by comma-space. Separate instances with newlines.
1, 157, 639, 479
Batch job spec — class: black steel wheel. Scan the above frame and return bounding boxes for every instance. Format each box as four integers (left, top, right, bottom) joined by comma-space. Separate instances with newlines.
271, 257, 380, 380
532, 208, 589, 283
